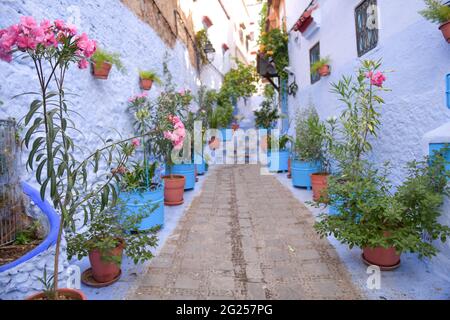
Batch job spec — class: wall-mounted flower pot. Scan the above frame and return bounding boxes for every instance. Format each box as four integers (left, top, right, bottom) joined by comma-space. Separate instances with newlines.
311, 173, 329, 202
439, 21, 450, 43
119, 184, 165, 231
26, 288, 87, 300
291, 160, 321, 190
166, 164, 196, 190
88, 239, 124, 283
268, 150, 290, 172
140, 78, 153, 90
318, 65, 331, 77
362, 247, 401, 270
162, 175, 185, 206
91, 61, 112, 80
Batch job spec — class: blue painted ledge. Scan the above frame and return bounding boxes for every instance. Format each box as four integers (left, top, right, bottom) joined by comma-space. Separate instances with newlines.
0, 182, 60, 273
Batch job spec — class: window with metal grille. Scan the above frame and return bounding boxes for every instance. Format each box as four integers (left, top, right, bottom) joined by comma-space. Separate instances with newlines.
355, 0, 378, 57
310, 42, 320, 84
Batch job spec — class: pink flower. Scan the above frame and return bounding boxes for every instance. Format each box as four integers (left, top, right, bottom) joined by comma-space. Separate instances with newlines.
65, 23, 77, 36
132, 138, 141, 148
366, 71, 386, 87
16, 34, 37, 50
20, 16, 37, 30
75, 32, 96, 58
54, 19, 65, 30
78, 59, 89, 69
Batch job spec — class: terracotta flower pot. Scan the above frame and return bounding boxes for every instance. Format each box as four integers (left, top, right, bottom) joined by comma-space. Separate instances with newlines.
162, 175, 185, 206
439, 21, 450, 43
91, 61, 112, 80
232, 123, 240, 131
363, 247, 401, 270
311, 173, 329, 202
140, 78, 153, 90
26, 288, 87, 300
318, 65, 330, 77
89, 239, 124, 283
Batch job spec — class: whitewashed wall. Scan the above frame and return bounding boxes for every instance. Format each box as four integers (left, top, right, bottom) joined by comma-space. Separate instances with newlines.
0, 0, 201, 189
285, 0, 450, 280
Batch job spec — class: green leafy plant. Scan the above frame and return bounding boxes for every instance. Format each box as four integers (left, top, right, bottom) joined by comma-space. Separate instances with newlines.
119, 161, 159, 193
92, 48, 125, 72
14, 221, 43, 245
254, 100, 281, 130
311, 56, 331, 74
67, 202, 158, 265
195, 29, 210, 65
221, 61, 258, 101
139, 70, 162, 84
330, 59, 388, 172
293, 105, 324, 162
37, 267, 57, 300
315, 154, 450, 258
419, 0, 450, 24
258, 28, 289, 79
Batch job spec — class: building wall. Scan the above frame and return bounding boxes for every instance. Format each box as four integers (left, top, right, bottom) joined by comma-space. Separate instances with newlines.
285, 0, 450, 280
0, 0, 201, 190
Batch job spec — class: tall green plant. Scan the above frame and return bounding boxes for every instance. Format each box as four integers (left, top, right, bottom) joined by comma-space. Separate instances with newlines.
1, 18, 141, 298
293, 105, 324, 162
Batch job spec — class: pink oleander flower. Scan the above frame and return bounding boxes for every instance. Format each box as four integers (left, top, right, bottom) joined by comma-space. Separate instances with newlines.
164, 115, 186, 150
75, 32, 96, 58
20, 16, 37, 30
54, 19, 65, 30
132, 138, 141, 148
78, 59, 89, 69
128, 92, 148, 103
366, 71, 386, 87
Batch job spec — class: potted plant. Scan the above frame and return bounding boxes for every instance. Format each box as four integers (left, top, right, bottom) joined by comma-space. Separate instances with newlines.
254, 85, 281, 132
291, 105, 323, 190
118, 161, 165, 231
310, 116, 338, 202
420, 0, 450, 43
139, 70, 162, 90
315, 156, 450, 270
1, 17, 142, 300
91, 48, 124, 79
311, 57, 331, 77
268, 134, 292, 172
66, 203, 158, 285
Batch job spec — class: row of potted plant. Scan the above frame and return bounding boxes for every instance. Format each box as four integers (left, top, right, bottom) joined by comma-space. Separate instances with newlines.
0, 16, 208, 299
289, 59, 450, 270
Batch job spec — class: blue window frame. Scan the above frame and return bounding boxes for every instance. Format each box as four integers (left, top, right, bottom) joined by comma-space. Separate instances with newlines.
446, 74, 450, 109
429, 143, 450, 179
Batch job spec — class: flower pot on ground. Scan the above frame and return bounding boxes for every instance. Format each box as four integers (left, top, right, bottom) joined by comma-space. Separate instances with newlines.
166, 163, 196, 190
311, 57, 331, 78
162, 174, 185, 206
287, 158, 292, 178
91, 48, 124, 80
88, 239, 124, 283
139, 70, 162, 91
419, 0, 450, 43
67, 208, 158, 286
267, 134, 292, 172
311, 173, 330, 202
117, 161, 165, 231
292, 105, 324, 189
26, 288, 87, 300
362, 246, 401, 270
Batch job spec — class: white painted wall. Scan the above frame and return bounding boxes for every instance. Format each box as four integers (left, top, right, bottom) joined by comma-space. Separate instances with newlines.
286, 0, 450, 281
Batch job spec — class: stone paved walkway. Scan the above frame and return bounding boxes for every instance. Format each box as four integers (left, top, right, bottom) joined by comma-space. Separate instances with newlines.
129, 165, 362, 300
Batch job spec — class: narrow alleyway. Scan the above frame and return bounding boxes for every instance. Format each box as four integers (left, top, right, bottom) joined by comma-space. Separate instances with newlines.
129, 165, 362, 300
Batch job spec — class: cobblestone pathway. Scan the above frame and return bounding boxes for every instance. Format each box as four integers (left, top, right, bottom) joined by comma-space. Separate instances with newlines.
129, 165, 362, 300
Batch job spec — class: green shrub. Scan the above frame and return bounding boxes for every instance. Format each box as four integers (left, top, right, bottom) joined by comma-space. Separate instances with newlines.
293, 105, 324, 162
419, 0, 450, 24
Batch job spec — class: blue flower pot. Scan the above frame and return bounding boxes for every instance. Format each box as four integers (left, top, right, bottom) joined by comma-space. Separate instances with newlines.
166, 163, 196, 190
268, 150, 290, 172
291, 160, 321, 190
119, 183, 165, 231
